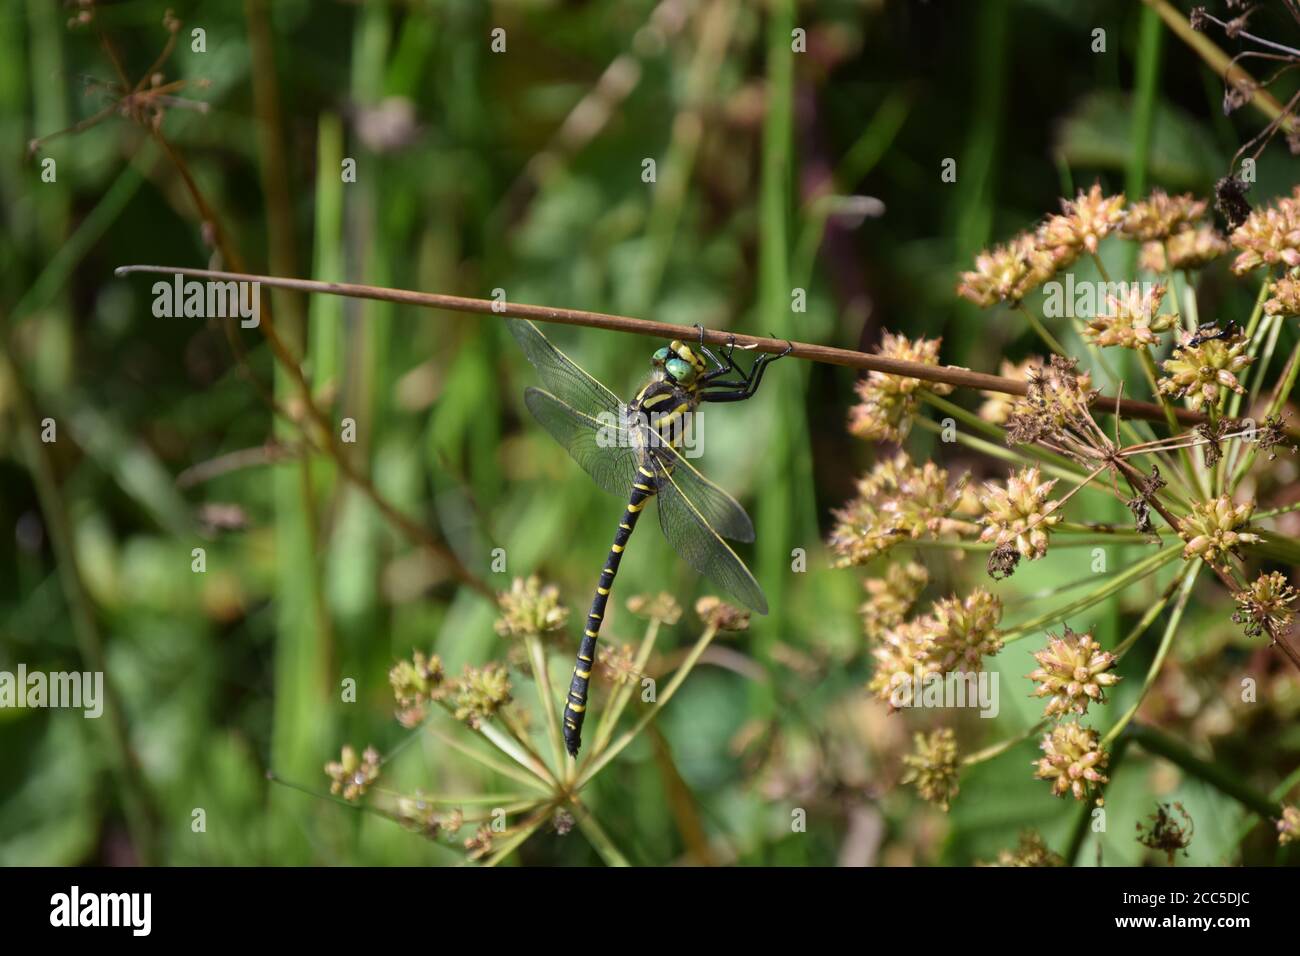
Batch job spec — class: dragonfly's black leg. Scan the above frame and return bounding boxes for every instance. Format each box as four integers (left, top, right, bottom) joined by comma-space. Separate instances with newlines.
701, 339, 793, 402
693, 323, 732, 379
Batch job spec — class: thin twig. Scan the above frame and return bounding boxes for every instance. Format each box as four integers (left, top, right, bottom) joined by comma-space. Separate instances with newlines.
114, 264, 1215, 427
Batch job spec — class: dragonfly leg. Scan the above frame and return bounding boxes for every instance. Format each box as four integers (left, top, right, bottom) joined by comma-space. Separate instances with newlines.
701, 338, 792, 401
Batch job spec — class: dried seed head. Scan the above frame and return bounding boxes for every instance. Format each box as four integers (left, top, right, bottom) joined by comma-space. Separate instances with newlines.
325, 745, 381, 802
956, 231, 1059, 307
1232, 571, 1299, 639
848, 331, 954, 443
1005, 356, 1099, 446
1159, 326, 1252, 412
494, 575, 569, 640
901, 728, 961, 812
1123, 189, 1208, 241
1034, 722, 1110, 803
978, 466, 1063, 565
1027, 626, 1121, 718
1038, 183, 1127, 263
1230, 189, 1300, 274
828, 453, 966, 567
1177, 494, 1261, 565
860, 561, 929, 641
1082, 282, 1177, 349
1136, 802, 1195, 865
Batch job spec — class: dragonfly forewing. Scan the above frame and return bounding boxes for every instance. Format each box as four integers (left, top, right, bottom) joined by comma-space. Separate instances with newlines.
649, 441, 755, 543
507, 319, 622, 420
523, 387, 638, 497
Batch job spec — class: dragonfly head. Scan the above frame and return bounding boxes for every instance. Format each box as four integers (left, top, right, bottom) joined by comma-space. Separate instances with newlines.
653, 341, 706, 387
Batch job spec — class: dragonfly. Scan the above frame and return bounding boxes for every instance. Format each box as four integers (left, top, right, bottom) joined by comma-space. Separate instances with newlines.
508, 319, 790, 756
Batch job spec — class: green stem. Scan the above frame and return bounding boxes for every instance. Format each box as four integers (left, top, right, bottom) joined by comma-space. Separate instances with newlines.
525, 635, 567, 777
1102, 562, 1200, 746
1125, 723, 1281, 819
588, 617, 662, 767
571, 798, 632, 866
997, 545, 1181, 643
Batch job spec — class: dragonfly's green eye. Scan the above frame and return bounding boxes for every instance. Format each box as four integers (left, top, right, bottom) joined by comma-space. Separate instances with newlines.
665, 357, 696, 384
652, 347, 670, 365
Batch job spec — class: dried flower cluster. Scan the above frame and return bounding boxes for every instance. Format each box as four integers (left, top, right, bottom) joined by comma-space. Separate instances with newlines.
1136, 802, 1195, 865
325, 745, 381, 802
494, 575, 570, 639
1229, 188, 1300, 274
867, 588, 1003, 703
860, 561, 929, 640
978, 466, 1063, 574
1082, 283, 1177, 349
828, 453, 969, 566
901, 728, 961, 811
848, 332, 954, 443
1232, 571, 1299, 639
982, 830, 1065, 867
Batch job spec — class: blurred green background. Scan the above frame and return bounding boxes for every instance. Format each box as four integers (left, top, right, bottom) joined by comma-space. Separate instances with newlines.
2, 0, 1297, 866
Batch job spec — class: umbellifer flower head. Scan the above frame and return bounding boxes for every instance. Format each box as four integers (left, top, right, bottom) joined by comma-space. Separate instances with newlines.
1264, 275, 1300, 317
921, 588, 1004, 673
1177, 494, 1261, 565
956, 231, 1059, 307
325, 745, 381, 802
1279, 805, 1300, 846
1122, 189, 1208, 241
494, 575, 569, 639
1232, 571, 1299, 639
1027, 626, 1120, 717
696, 596, 750, 632
847, 331, 954, 443
984, 831, 1065, 867
1082, 283, 1177, 349
860, 560, 929, 641
1229, 190, 1300, 274
390, 650, 447, 726
868, 618, 938, 704
1038, 183, 1126, 263
1034, 722, 1109, 802
828, 453, 968, 567
1158, 325, 1252, 412
1160, 224, 1229, 271
901, 727, 960, 811
450, 663, 512, 728
978, 466, 1062, 566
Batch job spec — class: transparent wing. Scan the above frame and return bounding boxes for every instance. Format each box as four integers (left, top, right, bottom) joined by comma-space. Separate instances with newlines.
524, 387, 637, 497
655, 463, 768, 614
507, 319, 622, 420
650, 443, 754, 543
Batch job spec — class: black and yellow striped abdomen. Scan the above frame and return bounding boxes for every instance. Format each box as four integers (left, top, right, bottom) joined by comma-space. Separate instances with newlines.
563, 467, 658, 756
